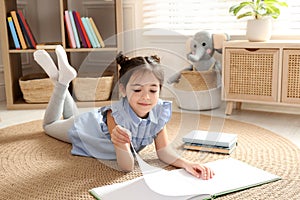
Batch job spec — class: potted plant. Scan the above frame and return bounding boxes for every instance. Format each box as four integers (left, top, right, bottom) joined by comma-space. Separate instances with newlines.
229, 0, 288, 42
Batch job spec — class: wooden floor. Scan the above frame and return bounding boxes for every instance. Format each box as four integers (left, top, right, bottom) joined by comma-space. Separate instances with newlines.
1, 101, 300, 149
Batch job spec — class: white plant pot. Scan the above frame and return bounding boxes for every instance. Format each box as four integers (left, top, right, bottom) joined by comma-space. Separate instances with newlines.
246, 18, 272, 42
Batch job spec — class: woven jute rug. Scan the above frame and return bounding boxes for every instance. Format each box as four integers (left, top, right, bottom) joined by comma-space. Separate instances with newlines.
0, 112, 299, 200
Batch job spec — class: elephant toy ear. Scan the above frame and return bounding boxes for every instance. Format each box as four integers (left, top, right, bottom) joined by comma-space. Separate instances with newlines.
213, 33, 230, 51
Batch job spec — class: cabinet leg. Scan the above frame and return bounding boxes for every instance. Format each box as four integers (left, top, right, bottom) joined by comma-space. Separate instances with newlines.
236, 102, 242, 110
225, 101, 233, 115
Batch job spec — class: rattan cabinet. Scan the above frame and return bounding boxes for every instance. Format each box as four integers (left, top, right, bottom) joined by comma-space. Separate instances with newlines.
282, 49, 300, 103
222, 40, 300, 115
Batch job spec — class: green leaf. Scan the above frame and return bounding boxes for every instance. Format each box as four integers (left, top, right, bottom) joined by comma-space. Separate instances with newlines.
264, 0, 288, 7
228, 1, 255, 18
237, 12, 254, 19
229, 0, 288, 20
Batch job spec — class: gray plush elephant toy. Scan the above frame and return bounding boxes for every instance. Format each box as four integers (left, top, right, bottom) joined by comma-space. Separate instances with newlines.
168, 31, 230, 84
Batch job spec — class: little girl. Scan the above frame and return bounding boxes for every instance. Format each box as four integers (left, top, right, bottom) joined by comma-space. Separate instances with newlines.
33, 46, 214, 180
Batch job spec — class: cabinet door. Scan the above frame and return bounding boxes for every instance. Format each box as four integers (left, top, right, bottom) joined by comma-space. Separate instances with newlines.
224, 48, 279, 102
282, 50, 300, 103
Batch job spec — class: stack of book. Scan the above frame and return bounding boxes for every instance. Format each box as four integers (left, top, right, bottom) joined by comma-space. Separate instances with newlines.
7, 10, 37, 49
182, 130, 238, 154
64, 10, 105, 49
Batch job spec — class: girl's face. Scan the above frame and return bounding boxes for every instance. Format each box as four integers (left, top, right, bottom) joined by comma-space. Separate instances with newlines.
122, 70, 160, 118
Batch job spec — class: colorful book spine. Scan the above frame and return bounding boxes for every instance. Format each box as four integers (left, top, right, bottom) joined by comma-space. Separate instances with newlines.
68, 10, 80, 48
17, 10, 37, 49
89, 17, 105, 48
85, 17, 100, 48
64, 10, 76, 48
7, 17, 21, 49
73, 11, 91, 48
17, 12, 33, 48
72, 11, 87, 48
10, 11, 27, 49
81, 17, 97, 48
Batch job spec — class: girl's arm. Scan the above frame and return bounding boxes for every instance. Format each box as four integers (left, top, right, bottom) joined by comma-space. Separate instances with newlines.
106, 110, 134, 172
155, 126, 214, 180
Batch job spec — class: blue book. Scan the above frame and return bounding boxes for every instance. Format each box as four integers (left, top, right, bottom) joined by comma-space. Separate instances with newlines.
68, 10, 80, 48
7, 16, 21, 49
85, 17, 100, 48
81, 17, 97, 48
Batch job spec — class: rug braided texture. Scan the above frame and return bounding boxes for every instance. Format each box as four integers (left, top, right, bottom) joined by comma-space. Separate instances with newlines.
0, 112, 299, 200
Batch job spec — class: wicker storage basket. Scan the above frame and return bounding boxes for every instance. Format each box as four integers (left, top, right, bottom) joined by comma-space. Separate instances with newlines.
173, 70, 217, 91
19, 73, 54, 103
73, 75, 114, 101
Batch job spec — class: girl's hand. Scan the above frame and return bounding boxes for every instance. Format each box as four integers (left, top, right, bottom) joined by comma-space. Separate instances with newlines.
184, 162, 215, 180
111, 125, 131, 145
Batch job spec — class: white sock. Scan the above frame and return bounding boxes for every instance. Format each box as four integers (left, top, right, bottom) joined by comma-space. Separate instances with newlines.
33, 50, 58, 81
55, 45, 77, 86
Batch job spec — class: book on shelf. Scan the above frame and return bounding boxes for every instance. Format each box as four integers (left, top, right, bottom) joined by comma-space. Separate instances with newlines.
64, 10, 76, 48
73, 11, 91, 48
183, 142, 237, 154
17, 10, 37, 49
10, 10, 27, 49
89, 158, 281, 200
16, 11, 33, 48
89, 17, 105, 48
36, 42, 62, 50
71, 10, 86, 48
68, 10, 80, 48
85, 17, 101, 48
63, 10, 105, 49
7, 16, 21, 49
81, 17, 98, 48
182, 130, 238, 148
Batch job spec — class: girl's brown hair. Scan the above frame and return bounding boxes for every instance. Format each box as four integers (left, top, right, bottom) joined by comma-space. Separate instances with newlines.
116, 52, 164, 89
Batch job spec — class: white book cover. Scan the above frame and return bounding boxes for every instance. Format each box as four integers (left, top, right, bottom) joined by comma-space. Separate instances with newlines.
182, 130, 238, 148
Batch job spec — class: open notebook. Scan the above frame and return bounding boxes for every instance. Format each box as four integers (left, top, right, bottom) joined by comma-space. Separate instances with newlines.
89, 157, 280, 200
